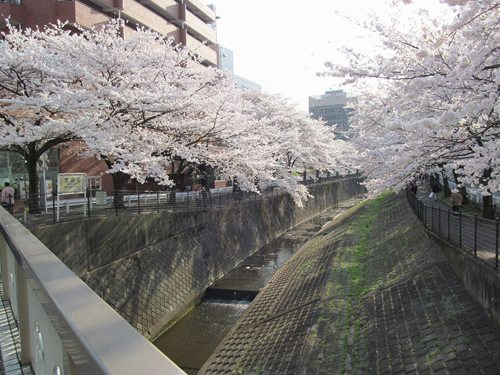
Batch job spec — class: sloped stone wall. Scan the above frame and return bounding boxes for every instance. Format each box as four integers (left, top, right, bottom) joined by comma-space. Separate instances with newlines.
31, 177, 365, 339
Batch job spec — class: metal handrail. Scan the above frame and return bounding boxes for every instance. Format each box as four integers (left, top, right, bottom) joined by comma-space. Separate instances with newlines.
0, 206, 185, 374
406, 189, 499, 269
16, 172, 362, 226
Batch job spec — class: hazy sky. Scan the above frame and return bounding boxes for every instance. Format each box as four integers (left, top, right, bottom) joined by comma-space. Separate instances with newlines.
206, 0, 449, 111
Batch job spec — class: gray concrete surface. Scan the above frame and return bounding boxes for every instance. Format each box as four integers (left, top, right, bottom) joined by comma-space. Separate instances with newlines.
200, 192, 500, 374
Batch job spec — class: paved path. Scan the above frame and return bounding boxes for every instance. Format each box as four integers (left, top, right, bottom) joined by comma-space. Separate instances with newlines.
411, 186, 500, 270
200, 192, 500, 374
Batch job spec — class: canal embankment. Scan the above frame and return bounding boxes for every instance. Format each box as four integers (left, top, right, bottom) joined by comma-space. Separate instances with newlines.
153, 199, 365, 374
30, 177, 365, 340
199, 192, 500, 375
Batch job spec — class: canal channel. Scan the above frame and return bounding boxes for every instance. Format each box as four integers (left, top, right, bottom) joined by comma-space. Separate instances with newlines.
153, 198, 363, 374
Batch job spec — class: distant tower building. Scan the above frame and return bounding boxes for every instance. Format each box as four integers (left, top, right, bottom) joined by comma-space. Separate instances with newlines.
309, 89, 357, 139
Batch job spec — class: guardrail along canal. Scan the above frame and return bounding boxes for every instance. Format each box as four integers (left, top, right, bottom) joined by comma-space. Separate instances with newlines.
153, 199, 363, 374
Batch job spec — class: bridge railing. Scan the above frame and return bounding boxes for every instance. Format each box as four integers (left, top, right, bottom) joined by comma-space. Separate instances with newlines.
16, 173, 362, 226
406, 189, 500, 269
0, 206, 185, 375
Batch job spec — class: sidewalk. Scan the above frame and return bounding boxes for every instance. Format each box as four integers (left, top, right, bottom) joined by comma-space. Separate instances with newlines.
411, 184, 499, 269
414, 184, 455, 211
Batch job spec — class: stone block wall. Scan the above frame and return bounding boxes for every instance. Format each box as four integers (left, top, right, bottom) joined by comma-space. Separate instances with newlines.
31, 177, 365, 339
428, 232, 500, 331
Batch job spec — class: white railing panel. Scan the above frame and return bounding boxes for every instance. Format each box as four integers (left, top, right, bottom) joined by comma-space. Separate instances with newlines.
0, 206, 185, 375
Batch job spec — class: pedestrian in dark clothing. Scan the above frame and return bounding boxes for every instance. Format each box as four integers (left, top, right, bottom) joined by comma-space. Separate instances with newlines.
201, 187, 208, 208
431, 184, 440, 202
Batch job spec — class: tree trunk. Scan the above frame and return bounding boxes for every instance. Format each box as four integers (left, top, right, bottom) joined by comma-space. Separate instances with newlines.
482, 195, 496, 220
480, 168, 495, 219
26, 156, 41, 214
111, 171, 128, 209
26, 144, 41, 214
442, 175, 451, 197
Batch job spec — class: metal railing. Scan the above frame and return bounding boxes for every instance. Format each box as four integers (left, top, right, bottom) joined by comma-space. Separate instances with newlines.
0, 206, 185, 374
406, 189, 500, 269
14, 173, 361, 227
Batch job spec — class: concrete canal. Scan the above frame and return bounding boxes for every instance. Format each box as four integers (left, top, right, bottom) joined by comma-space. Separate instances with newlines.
153, 198, 364, 374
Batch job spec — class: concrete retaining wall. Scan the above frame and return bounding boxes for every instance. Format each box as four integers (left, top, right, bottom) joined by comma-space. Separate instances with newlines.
428, 232, 500, 331
31, 177, 365, 339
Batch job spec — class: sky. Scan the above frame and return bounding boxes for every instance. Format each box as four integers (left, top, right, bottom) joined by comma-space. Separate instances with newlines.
206, 0, 450, 112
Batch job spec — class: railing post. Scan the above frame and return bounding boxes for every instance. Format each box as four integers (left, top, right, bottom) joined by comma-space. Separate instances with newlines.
137, 190, 141, 214
0, 235, 10, 301
16, 261, 32, 365
423, 204, 427, 228
474, 214, 478, 257
52, 191, 56, 224
157, 190, 160, 213
87, 188, 91, 218
438, 207, 441, 235
448, 208, 451, 241
431, 206, 434, 232
459, 212, 462, 248
496, 218, 499, 269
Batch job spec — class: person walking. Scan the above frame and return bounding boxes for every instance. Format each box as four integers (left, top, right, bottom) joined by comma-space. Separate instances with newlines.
431, 183, 441, 202
1, 182, 15, 214
195, 188, 201, 209
201, 187, 208, 208
450, 189, 463, 214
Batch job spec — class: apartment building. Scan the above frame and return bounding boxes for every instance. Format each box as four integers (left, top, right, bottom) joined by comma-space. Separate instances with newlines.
309, 89, 357, 140
0, 0, 218, 67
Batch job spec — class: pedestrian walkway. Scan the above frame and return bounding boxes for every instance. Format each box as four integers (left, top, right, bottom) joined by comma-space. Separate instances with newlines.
0, 282, 32, 375
409, 184, 500, 270
200, 192, 500, 374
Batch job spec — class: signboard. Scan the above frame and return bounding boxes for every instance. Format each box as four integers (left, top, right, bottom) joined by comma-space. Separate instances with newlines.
58, 173, 86, 195
56, 173, 87, 221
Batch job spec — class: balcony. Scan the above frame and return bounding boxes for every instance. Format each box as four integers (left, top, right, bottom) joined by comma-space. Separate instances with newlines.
185, 33, 217, 66
120, 0, 178, 38
87, 0, 120, 13
138, 0, 181, 23
136, 0, 216, 44
185, 8, 216, 45
185, 0, 216, 23
56, 0, 112, 30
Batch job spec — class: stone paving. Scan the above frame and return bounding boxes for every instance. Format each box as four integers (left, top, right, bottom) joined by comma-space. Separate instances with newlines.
199, 192, 500, 374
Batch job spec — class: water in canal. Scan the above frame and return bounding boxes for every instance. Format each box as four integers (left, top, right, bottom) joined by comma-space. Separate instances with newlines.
153, 202, 360, 374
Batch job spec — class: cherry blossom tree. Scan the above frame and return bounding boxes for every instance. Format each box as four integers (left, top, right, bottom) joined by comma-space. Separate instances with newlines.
322, 0, 500, 217
61, 21, 353, 207
0, 23, 97, 213
1, 19, 356, 212
215, 90, 356, 204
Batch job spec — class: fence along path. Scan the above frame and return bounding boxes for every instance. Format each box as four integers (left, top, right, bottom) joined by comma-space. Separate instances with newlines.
18, 173, 361, 227
406, 186, 500, 269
